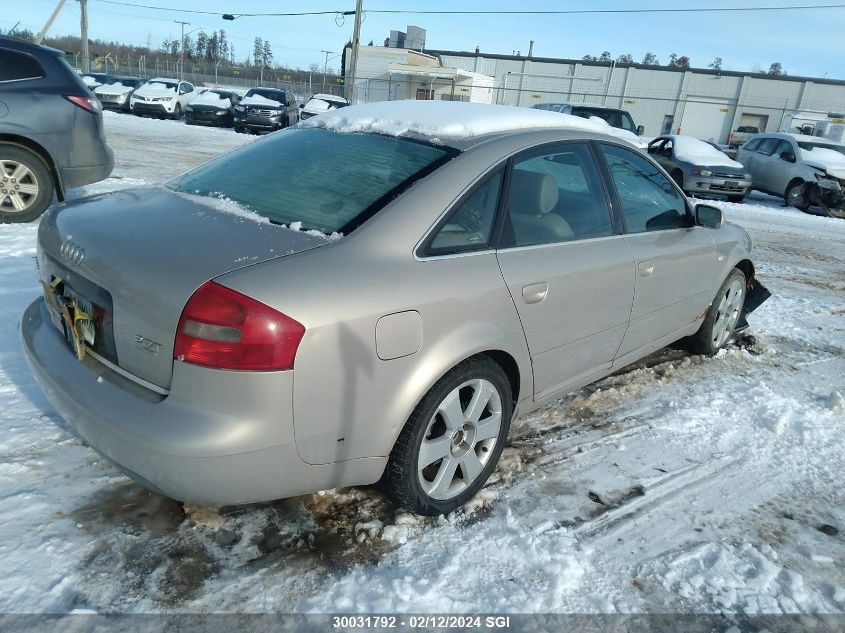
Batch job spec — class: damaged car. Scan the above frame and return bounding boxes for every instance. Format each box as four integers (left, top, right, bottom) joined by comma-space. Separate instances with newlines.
20, 101, 769, 516
736, 133, 845, 218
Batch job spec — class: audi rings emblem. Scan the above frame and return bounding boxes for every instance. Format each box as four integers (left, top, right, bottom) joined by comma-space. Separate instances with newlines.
60, 238, 85, 266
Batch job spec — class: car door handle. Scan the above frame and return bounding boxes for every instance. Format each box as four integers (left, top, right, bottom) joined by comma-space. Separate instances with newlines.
522, 282, 548, 304
638, 261, 655, 276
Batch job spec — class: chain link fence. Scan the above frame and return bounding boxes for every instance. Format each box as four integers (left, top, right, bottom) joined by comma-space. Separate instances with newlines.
71, 54, 345, 98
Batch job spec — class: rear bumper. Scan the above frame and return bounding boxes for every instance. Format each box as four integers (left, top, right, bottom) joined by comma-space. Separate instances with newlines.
20, 298, 385, 506
58, 154, 114, 190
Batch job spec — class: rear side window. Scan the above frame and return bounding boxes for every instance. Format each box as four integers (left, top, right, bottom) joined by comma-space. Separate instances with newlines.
757, 138, 781, 156
744, 138, 763, 152
0, 49, 45, 82
600, 144, 689, 234
501, 143, 613, 248
169, 128, 455, 235
423, 170, 503, 256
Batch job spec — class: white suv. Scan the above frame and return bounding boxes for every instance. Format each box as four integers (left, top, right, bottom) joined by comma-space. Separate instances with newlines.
130, 78, 196, 119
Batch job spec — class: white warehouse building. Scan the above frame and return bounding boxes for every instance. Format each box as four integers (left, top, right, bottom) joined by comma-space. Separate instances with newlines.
344, 32, 845, 144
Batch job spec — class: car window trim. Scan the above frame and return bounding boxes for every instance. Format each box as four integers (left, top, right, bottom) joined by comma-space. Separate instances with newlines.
492, 139, 621, 251
593, 140, 694, 235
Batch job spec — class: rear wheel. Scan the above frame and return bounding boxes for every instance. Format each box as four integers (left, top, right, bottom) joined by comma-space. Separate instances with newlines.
0, 145, 53, 223
785, 180, 811, 212
382, 356, 513, 516
688, 268, 747, 356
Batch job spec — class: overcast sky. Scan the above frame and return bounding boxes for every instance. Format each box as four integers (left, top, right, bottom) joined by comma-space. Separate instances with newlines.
5, 0, 845, 79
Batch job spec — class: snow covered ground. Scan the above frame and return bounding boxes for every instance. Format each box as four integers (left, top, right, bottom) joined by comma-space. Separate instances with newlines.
1, 111, 844, 615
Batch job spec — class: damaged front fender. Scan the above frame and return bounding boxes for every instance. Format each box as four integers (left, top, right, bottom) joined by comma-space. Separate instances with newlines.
736, 278, 772, 332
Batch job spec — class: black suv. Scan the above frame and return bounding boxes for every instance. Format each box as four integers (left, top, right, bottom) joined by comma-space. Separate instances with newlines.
0, 36, 114, 223
233, 87, 299, 134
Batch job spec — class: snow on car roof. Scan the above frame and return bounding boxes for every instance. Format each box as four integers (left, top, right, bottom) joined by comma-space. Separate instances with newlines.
297, 100, 610, 144
310, 93, 348, 102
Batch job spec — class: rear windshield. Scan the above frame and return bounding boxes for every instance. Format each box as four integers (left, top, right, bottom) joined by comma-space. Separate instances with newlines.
168, 128, 455, 234
572, 107, 636, 132
247, 88, 286, 101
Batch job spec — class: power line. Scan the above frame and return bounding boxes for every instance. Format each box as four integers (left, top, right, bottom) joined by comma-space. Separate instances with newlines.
91, 0, 845, 17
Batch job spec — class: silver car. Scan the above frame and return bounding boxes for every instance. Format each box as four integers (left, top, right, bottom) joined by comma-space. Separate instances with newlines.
736, 132, 845, 217
21, 102, 767, 515
647, 135, 751, 202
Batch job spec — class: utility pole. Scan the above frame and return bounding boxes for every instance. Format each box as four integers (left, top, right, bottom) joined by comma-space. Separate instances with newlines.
36, 1, 65, 44
79, 0, 89, 72
347, 0, 363, 103
321, 50, 334, 93
175, 20, 190, 81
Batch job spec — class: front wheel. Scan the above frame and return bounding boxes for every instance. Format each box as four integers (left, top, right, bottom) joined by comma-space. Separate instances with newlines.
382, 356, 513, 516
171, 104, 182, 120
785, 181, 811, 212
0, 145, 54, 223
688, 269, 747, 356
727, 194, 745, 203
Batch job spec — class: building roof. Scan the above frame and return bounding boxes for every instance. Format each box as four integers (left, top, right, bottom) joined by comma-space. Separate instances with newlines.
426, 49, 845, 88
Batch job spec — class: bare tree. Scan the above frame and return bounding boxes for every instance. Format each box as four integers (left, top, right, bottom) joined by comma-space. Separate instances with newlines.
767, 62, 785, 76
709, 57, 723, 71
642, 52, 659, 65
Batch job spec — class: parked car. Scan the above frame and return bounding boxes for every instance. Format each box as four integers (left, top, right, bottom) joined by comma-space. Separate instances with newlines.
94, 76, 145, 112
80, 72, 114, 89
21, 101, 767, 515
129, 78, 196, 119
533, 102, 646, 149
185, 89, 240, 127
647, 135, 751, 202
0, 36, 113, 223
736, 132, 845, 217
728, 125, 760, 148
704, 140, 737, 160
233, 87, 299, 133
299, 93, 349, 120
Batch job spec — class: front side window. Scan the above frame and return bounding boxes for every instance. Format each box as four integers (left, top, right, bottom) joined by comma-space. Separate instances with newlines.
169, 128, 455, 235
424, 170, 503, 256
0, 50, 45, 82
501, 143, 613, 248
600, 144, 690, 234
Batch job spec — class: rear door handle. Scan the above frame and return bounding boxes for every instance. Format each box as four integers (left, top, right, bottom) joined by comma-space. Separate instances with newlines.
638, 261, 655, 276
522, 282, 548, 304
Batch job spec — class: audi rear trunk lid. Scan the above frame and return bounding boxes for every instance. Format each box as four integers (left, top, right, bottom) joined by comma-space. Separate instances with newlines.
37, 187, 331, 390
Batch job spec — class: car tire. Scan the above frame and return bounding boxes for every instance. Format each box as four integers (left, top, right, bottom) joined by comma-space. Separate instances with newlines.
727, 195, 745, 203
687, 268, 747, 356
0, 145, 54, 224
785, 180, 811, 212
234, 124, 244, 134
382, 356, 513, 516
171, 104, 182, 120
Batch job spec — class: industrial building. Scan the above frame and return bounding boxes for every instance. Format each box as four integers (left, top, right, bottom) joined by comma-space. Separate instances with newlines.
345, 28, 845, 143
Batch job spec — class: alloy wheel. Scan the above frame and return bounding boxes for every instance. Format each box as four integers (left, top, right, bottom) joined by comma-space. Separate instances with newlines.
0, 160, 39, 213
710, 278, 744, 348
417, 378, 502, 501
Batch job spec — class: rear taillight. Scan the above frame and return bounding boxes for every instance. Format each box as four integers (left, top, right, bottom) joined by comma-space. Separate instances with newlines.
65, 95, 102, 114
174, 281, 305, 371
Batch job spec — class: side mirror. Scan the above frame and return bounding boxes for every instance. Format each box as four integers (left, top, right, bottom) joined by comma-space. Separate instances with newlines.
781, 151, 796, 163
299, 103, 305, 108
695, 204, 724, 229
636, 124, 645, 136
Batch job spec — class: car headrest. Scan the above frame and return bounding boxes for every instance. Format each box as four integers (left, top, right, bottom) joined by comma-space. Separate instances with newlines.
507, 170, 559, 216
